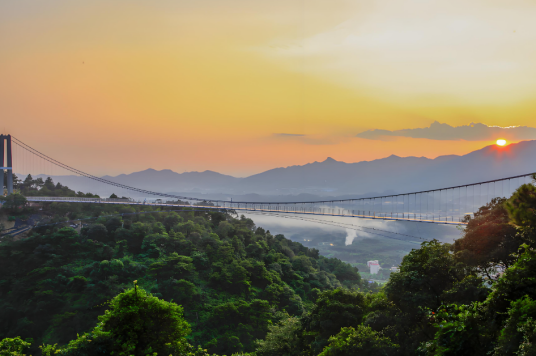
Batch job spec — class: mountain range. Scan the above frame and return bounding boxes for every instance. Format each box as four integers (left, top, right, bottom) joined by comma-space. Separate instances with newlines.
28, 140, 536, 200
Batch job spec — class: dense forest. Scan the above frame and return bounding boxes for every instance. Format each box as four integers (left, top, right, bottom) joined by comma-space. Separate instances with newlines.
1, 174, 536, 355
4, 174, 99, 198
0, 178, 364, 355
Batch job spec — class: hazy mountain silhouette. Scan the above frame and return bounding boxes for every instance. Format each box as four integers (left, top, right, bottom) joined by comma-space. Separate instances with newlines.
28, 140, 536, 198
100, 169, 237, 192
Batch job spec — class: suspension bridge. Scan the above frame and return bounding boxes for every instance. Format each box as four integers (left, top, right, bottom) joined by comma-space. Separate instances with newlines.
2, 134, 535, 226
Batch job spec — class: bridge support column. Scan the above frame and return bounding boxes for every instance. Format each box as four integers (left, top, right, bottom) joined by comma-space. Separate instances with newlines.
0, 136, 3, 195
0, 135, 13, 195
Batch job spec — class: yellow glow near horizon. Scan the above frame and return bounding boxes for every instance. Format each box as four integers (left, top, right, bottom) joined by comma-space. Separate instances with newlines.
496, 139, 507, 146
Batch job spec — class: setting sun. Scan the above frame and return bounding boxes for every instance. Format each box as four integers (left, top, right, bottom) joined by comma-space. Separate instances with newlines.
496, 139, 507, 146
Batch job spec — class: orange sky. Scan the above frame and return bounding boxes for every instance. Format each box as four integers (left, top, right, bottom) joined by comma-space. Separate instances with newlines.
2, 0, 536, 176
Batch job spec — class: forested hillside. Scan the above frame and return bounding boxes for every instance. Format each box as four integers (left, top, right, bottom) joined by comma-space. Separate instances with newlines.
1, 174, 536, 355
0, 190, 362, 355
16, 175, 100, 198
254, 175, 536, 356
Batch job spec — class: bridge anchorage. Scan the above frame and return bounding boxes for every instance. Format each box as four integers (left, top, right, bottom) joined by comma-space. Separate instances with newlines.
5, 135, 536, 226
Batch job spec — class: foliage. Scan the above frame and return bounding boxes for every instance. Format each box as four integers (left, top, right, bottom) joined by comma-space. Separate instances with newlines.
255, 316, 302, 356
319, 325, 398, 356
301, 288, 368, 354
2, 172, 22, 194
38, 282, 191, 356
0, 194, 28, 212
0, 336, 31, 356
455, 197, 520, 271
17, 175, 99, 198
418, 303, 485, 356
505, 174, 536, 228
416, 176, 536, 356
1, 176, 535, 356
0, 202, 362, 355
385, 240, 487, 315
381, 239, 488, 354
493, 296, 536, 356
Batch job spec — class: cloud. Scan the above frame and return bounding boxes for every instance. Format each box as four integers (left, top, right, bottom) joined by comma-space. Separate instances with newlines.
272, 133, 354, 146
273, 133, 306, 137
356, 122, 536, 141
263, 0, 536, 105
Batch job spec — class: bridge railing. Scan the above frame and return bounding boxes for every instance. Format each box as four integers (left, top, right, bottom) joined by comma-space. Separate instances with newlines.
24, 196, 466, 224
27, 197, 132, 203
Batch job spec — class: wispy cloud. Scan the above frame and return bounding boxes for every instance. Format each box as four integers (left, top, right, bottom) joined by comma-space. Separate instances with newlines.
272, 133, 353, 145
264, 0, 536, 105
273, 133, 306, 137
357, 122, 536, 141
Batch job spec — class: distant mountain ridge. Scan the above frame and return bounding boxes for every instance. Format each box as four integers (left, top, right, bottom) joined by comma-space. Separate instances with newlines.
100, 169, 237, 193
27, 140, 536, 199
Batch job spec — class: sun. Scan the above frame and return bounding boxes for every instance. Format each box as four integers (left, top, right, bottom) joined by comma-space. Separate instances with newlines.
496, 139, 507, 146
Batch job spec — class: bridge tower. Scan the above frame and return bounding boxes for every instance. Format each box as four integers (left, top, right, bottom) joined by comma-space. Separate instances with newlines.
0, 135, 13, 195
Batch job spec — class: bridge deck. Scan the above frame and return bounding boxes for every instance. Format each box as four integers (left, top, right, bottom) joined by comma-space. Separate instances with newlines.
25, 197, 466, 225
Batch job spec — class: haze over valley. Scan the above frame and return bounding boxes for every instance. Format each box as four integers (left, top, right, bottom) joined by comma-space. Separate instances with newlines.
24, 139, 536, 200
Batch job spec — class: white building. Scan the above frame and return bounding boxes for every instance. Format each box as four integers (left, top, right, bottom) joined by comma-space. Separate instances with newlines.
367, 260, 381, 275
390, 266, 400, 273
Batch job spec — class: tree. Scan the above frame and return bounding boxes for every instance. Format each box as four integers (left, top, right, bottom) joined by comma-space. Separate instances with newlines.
164, 212, 183, 232
22, 174, 34, 190
2, 172, 21, 191
505, 175, 536, 228
385, 240, 486, 315
301, 288, 368, 355
0, 193, 27, 212
380, 240, 489, 354
493, 296, 536, 356
159, 279, 198, 305
109, 193, 118, 199
319, 326, 398, 356
0, 336, 32, 356
105, 217, 123, 234
207, 299, 272, 354
34, 177, 44, 189
44, 177, 55, 190
149, 253, 195, 281
43, 282, 191, 356
485, 245, 536, 326
128, 222, 150, 254
255, 316, 302, 356
418, 303, 486, 356
209, 260, 250, 294
454, 198, 520, 273
422, 243, 536, 356
505, 176, 536, 247
86, 224, 108, 243
99, 282, 191, 355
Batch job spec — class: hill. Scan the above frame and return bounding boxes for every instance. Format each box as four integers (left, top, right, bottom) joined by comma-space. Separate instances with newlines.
2, 175, 536, 355
0, 201, 363, 355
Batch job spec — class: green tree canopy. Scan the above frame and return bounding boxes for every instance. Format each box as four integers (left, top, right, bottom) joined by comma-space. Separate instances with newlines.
455, 198, 520, 271
319, 325, 398, 356
0, 336, 31, 356
43, 282, 191, 356
0, 193, 27, 212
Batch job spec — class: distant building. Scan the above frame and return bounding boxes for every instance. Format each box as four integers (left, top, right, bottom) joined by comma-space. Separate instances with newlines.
367, 260, 381, 275
390, 266, 400, 273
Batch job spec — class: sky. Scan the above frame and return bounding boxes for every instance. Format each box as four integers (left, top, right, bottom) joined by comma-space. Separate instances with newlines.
2, 0, 536, 176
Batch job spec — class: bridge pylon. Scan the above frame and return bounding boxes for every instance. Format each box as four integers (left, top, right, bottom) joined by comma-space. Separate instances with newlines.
0, 134, 13, 195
